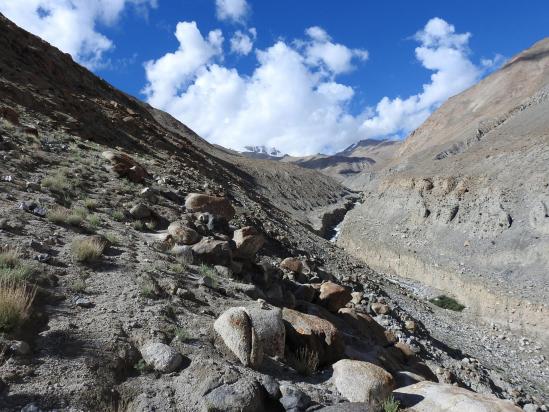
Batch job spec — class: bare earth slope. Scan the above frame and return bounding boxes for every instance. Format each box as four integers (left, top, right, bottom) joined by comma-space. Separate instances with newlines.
339, 38, 549, 344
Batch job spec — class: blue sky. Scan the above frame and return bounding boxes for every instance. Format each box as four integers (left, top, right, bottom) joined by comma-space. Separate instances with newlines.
1, 0, 548, 155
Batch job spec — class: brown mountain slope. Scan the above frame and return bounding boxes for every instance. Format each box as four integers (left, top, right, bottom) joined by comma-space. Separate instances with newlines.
281, 139, 402, 189
339, 38, 549, 345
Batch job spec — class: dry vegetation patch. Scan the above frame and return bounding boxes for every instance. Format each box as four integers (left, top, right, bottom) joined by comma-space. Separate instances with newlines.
0, 279, 36, 333
72, 237, 106, 263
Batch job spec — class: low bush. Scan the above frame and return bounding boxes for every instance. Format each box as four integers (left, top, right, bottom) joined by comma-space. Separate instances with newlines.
0, 247, 32, 282
47, 206, 88, 226
84, 198, 99, 210
0, 280, 36, 333
111, 210, 125, 222
429, 295, 465, 311
41, 169, 71, 194
72, 237, 105, 263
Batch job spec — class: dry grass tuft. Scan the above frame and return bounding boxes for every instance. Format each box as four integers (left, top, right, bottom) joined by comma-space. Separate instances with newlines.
0, 279, 36, 333
47, 206, 88, 226
0, 247, 32, 282
0, 246, 20, 268
72, 237, 105, 263
287, 346, 319, 376
41, 169, 71, 194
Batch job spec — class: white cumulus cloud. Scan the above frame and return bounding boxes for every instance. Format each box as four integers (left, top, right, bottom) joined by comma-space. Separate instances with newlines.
215, 0, 249, 24
0, 0, 157, 69
230, 28, 256, 55
359, 17, 482, 138
143, 18, 491, 156
304, 26, 369, 74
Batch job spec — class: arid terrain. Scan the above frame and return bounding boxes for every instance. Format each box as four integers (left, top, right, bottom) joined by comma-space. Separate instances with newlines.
0, 12, 547, 412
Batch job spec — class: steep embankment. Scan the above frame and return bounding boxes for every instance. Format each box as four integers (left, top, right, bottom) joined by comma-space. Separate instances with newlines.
338, 38, 549, 343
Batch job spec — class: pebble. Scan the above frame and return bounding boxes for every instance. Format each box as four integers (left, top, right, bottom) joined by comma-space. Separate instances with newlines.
75, 297, 94, 308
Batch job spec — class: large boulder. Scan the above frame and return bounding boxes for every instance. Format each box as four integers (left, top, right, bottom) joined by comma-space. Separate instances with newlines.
282, 308, 344, 366
168, 221, 201, 245
214, 305, 286, 367
140, 342, 182, 373
332, 359, 394, 405
233, 226, 264, 259
213, 307, 262, 368
185, 193, 235, 221
338, 308, 389, 346
102, 151, 148, 183
245, 304, 285, 359
192, 238, 232, 266
394, 381, 523, 412
202, 378, 264, 412
318, 282, 352, 313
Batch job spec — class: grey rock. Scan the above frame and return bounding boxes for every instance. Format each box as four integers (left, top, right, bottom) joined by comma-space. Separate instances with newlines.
168, 221, 201, 245
75, 297, 93, 308
394, 381, 523, 412
332, 359, 394, 404
279, 385, 311, 411
140, 342, 182, 373
10, 340, 31, 355
233, 226, 264, 259
202, 378, 264, 412
213, 307, 262, 368
192, 238, 232, 266
130, 203, 152, 219
260, 375, 281, 400
245, 303, 285, 358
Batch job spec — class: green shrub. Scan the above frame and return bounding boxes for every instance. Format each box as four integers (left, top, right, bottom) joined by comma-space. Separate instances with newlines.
0, 247, 32, 282
429, 295, 465, 311
111, 210, 125, 222
198, 264, 216, 278
104, 232, 121, 246
87, 214, 101, 228
145, 220, 157, 231
132, 220, 145, 231
84, 198, 99, 210
168, 263, 187, 274
134, 359, 152, 374
382, 395, 400, 412
42, 169, 71, 194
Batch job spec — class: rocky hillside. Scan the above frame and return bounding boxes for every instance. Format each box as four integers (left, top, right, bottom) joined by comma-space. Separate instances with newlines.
339, 38, 549, 348
0, 12, 546, 412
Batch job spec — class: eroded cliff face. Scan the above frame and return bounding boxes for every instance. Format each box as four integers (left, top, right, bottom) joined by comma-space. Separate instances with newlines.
338, 39, 549, 343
